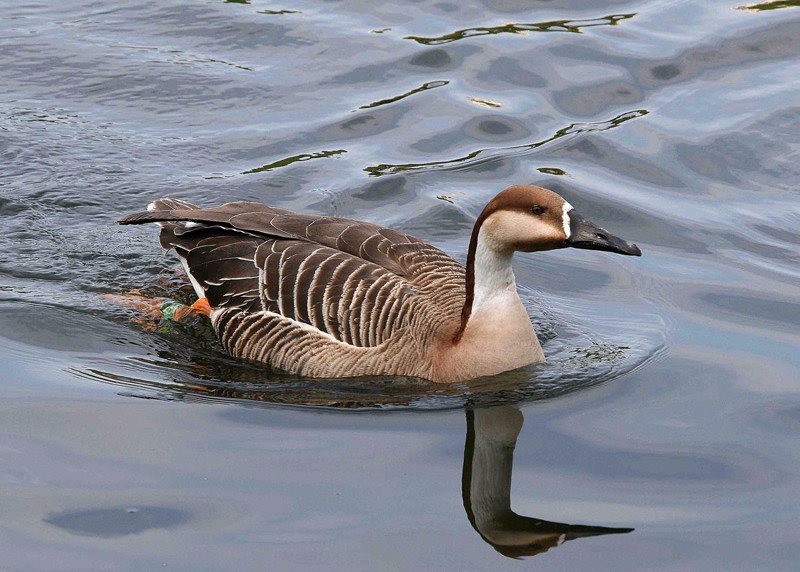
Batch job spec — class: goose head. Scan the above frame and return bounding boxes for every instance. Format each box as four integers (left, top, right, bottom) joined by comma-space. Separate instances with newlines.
454, 185, 640, 345
475, 185, 641, 256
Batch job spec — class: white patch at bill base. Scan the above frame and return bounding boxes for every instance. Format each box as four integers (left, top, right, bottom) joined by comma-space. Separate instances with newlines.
562, 201, 573, 238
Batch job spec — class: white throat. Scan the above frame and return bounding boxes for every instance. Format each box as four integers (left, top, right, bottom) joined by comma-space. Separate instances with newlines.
472, 227, 517, 312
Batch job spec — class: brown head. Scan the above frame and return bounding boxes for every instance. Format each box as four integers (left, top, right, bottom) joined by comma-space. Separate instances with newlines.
473, 185, 641, 256
456, 185, 640, 341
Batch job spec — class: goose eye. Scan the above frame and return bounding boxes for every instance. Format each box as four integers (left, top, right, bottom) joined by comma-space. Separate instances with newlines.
530, 205, 545, 215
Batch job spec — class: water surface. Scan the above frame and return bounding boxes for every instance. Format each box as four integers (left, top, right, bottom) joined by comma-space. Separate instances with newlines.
1, 0, 799, 569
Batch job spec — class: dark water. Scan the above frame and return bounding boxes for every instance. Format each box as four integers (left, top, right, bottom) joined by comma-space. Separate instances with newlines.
1, 0, 799, 569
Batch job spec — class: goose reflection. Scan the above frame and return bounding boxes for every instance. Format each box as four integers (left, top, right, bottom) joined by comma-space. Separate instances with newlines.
463, 406, 632, 558
80, 343, 633, 558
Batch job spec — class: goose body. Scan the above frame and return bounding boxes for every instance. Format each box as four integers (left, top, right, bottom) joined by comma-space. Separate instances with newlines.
119, 185, 640, 383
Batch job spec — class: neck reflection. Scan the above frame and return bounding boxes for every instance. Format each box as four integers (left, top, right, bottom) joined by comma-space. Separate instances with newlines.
462, 406, 632, 558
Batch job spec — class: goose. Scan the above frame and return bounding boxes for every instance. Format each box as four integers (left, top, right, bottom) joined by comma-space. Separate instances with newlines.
464, 406, 633, 557
118, 185, 640, 383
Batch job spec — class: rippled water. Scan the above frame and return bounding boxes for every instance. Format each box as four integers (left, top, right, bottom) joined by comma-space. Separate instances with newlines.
2, 0, 799, 569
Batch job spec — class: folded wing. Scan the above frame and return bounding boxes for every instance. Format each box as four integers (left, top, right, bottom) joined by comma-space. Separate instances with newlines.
118, 199, 465, 348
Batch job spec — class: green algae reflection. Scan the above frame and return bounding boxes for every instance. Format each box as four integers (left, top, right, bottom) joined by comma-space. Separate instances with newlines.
243, 149, 346, 175
364, 109, 648, 177
405, 14, 635, 45
737, 0, 800, 11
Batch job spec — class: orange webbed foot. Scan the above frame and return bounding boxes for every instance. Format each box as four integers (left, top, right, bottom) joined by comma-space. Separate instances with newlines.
189, 297, 212, 317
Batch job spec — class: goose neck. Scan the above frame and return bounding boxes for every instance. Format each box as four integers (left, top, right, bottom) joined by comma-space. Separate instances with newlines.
456, 222, 517, 341
471, 228, 516, 311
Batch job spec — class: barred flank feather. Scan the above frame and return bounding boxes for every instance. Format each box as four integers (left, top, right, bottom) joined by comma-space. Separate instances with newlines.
119, 199, 465, 379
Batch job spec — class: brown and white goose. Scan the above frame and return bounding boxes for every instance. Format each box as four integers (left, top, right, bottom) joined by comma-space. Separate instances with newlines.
118, 185, 640, 383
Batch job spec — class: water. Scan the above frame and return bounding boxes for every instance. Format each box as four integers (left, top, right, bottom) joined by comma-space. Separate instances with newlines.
1, 0, 799, 568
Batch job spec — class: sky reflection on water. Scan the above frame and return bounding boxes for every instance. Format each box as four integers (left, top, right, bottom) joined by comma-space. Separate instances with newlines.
1, 0, 799, 569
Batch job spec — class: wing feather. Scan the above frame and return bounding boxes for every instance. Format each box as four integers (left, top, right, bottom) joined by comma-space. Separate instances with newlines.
119, 199, 466, 350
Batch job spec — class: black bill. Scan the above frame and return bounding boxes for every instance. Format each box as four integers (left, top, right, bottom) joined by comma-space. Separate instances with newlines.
565, 212, 642, 256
